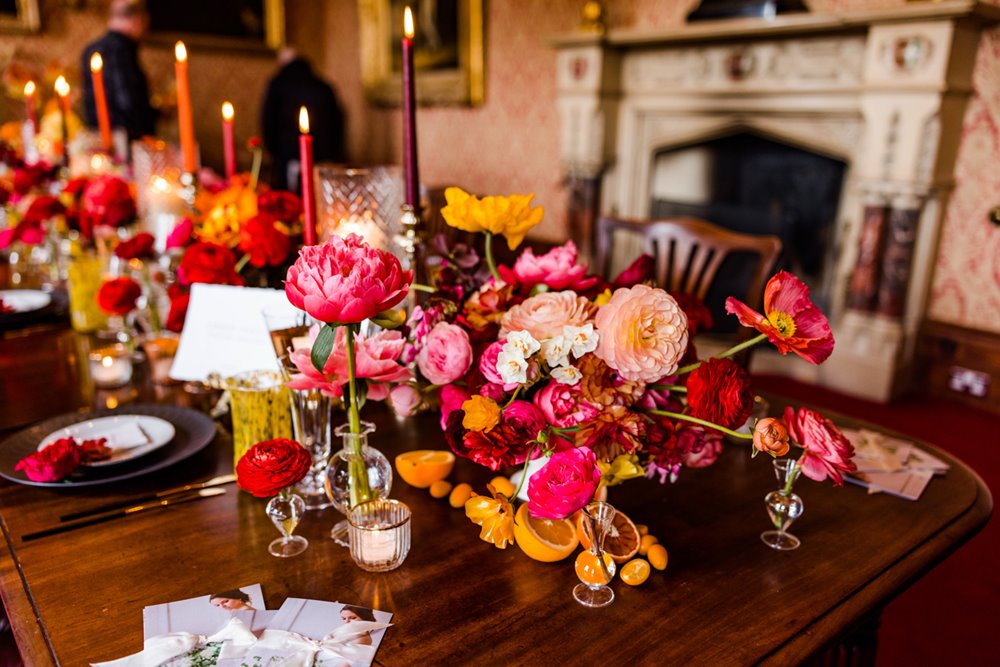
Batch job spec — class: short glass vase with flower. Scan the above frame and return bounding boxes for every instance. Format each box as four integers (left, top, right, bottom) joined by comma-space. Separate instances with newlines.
236, 438, 313, 557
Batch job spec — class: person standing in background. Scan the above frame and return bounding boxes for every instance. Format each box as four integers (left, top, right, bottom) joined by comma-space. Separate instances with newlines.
81, 0, 157, 143
261, 48, 345, 191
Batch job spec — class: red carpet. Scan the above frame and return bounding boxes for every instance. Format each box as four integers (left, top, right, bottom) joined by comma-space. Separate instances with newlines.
752, 374, 999, 666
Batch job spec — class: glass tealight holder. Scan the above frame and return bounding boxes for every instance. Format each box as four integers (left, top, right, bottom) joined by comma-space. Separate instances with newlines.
348, 499, 411, 572
88, 343, 134, 388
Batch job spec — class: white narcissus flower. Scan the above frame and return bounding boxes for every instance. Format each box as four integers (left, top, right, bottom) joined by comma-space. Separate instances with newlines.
505, 330, 541, 358
497, 348, 529, 384
541, 335, 571, 368
551, 365, 583, 385
564, 323, 599, 358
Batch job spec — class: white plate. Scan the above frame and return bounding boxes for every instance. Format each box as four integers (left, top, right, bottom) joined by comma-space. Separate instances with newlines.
38, 415, 176, 467
0, 289, 52, 313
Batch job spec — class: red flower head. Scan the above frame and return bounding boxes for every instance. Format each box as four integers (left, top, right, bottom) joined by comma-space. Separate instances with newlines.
97, 277, 142, 315
247, 136, 262, 151
725, 271, 834, 365
613, 253, 655, 288
22, 195, 66, 225
12, 164, 55, 195
447, 400, 545, 471
238, 214, 291, 268
114, 232, 156, 260
81, 175, 137, 228
236, 438, 312, 498
15, 437, 81, 482
783, 406, 857, 486
670, 291, 714, 336
165, 285, 191, 333
258, 191, 302, 223
684, 357, 754, 430
178, 241, 244, 286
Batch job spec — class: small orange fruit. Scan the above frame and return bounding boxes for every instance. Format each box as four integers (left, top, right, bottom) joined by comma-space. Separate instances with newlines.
620, 558, 651, 586
636, 524, 649, 536
576, 508, 641, 563
575, 550, 616, 585
395, 450, 455, 488
512, 504, 578, 562
639, 534, 659, 556
448, 482, 474, 508
490, 476, 516, 498
429, 480, 452, 498
647, 544, 668, 571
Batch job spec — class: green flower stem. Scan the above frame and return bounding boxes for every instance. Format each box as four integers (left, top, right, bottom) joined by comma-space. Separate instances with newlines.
510, 444, 538, 503
649, 384, 687, 393
645, 408, 753, 440
674, 333, 769, 376
410, 283, 436, 294
484, 232, 502, 283
234, 252, 251, 273
781, 459, 801, 497
141, 262, 161, 334
344, 323, 373, 506
250, 149, 262, 191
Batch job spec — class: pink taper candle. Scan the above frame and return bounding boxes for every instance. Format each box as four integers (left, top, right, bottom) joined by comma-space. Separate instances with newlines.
221, 102, 236, 179
401, 6, 420, 207
23, 81, 37, 131
298, 106, 316, 246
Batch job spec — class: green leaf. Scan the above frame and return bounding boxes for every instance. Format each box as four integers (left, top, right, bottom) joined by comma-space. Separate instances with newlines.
370, 308, 406, 329
311, 323, 337, 374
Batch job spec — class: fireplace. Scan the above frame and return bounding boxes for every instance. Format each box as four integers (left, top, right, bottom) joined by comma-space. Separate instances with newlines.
553, 1, 998, 401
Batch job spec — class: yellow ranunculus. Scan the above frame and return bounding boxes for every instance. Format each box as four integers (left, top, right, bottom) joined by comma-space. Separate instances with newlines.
597, 454, 645, 487
461, 395, 501, 432
465, 484, 515, 549
440, 187, 544, 250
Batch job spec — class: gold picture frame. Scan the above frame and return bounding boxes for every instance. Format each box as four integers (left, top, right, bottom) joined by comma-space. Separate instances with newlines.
146, 0, 285, 52
359, 0, 485, 107
0, 0, 41, 34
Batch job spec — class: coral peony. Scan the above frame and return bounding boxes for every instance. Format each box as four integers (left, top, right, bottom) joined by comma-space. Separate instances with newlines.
96, 277, 142, 315
533, 380, 600, 428
501, 240, 597, 291
753, 417, 790, 457
440, 187, 544, 250
417, 322, 473, 385
285, 234, 412, 324
594, 285, 688, 382
527, 447, 602, 519
783, 406, 857, 486
685, 357, 754, 430
287, 328, 411, 400
725, 271, 834, 365
499, 291, 596, 341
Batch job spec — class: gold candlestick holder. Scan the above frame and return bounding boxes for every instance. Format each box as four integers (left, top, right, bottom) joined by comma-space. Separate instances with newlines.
395, 203, 422, 273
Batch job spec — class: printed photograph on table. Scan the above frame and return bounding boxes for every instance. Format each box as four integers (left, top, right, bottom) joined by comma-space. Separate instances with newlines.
142, 584, 268, 639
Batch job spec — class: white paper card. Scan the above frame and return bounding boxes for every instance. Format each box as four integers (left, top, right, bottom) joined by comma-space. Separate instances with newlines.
142, 584, 267, 640
169, 285, 299, 382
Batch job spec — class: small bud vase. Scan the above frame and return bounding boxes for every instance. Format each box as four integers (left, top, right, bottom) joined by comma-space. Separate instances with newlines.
266, 488, 308, 557
325, 421, 393, 546
761, 458, 805, 551
573, 501, 617, 608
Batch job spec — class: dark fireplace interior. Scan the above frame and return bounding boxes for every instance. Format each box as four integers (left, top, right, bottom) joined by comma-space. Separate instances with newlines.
651, 133, 846, 332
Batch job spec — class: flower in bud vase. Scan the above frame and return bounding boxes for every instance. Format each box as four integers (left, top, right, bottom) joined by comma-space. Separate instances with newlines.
237, 438, 312, 557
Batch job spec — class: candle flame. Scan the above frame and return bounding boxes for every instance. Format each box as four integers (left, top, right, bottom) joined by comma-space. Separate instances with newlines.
152, 176, 171, 192
403, 6, 414, 39
101, 356, 114, 368
24, 80, 35, 96
90, 52, 103, 72
298, 106, 310, 134
175, 41, 187, 62
222, 101, 234, 121
54, 75, 70, 97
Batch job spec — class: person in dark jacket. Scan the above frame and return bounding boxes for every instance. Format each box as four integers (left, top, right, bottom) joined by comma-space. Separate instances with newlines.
81, 0, 157, 143
261, 48, 345, 191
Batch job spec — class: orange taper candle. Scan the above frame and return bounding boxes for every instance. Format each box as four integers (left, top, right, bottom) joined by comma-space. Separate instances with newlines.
174, 41, 197, 174
89, 53, 113, 153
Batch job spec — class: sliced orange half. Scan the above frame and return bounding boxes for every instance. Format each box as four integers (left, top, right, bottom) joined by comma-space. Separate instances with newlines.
513, 503, 579, 562
576, 508, 641, 564
394, 450, 455, 488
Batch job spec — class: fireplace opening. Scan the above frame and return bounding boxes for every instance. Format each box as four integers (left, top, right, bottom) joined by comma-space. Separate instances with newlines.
650, 132, 847, 331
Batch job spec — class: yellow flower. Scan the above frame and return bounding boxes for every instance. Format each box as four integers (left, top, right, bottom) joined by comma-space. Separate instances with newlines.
594, 288, 613, 307
440, 187, 544, 250
465, 484, 515, 549
195, 176, 258, 248
597, 454, 645, 487
462, 395, 501, 432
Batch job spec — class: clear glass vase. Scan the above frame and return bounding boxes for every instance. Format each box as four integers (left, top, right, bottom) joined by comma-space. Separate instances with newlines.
288, 385, 334, 510
573, 501, 617, 608
325, 421, 393, 545
761, 458, 805, 551
266, 488, 308, 557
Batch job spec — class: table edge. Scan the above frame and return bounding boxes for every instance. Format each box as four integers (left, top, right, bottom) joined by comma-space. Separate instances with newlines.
0, 513, 58, 666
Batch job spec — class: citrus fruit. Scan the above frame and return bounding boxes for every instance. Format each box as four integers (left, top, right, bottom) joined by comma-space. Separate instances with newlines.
576, 508, 640, 563
490, 476, 516, 498
394, 450, 455, 488
647, 544, 669, 571
621, 558, 651, 586
636, 524, 649, 536
512, 504, 578, 562
449, 482, 474, 508
639, 534, 659, 556
429, 480, 452, 498
575, 550, 616, 585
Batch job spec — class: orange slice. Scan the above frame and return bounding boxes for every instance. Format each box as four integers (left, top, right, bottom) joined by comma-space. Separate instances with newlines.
394, 450, 455, 488
576, 508, 641, 564
513, 503, 579, 562
620, 558, 651, 586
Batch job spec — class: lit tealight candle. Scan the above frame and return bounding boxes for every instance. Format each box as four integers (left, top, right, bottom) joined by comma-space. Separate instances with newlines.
89, 346, 133, 388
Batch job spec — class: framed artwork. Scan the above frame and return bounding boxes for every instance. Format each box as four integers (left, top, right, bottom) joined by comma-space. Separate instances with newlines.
0, 0, 40, 34
146, 0, 285, 51
359, 0, 485, 107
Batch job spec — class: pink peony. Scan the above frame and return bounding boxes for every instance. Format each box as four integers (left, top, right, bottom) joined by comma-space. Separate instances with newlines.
417, 322, 473, 385
499, 290, 595, 341
533, 380, 600, 428
15, 437, 81, 482
388, 384, 422, 417
594, 285, 688, 382
502, 241, 597, 291
678, 426, 724, 468
287, 328, 411, 400
479, 382, 508, 402
527, 447, 601, 519
784, 406, 857, 486
439, 384, 470, 430
285, 234, 413, 324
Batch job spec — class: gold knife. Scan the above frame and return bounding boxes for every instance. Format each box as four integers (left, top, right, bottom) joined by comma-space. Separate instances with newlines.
24, 488, 227, 542
59, 474, 237, 522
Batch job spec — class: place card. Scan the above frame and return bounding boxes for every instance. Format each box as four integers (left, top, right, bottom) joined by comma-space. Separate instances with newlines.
142, 583, 266, 639
842, 428, 949, 501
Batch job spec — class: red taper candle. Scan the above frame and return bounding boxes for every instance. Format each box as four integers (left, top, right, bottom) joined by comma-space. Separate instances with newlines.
221, 101, 236, 179
298, 106, 316, 246
54, 76, 71, 168
401, 6, 420, 207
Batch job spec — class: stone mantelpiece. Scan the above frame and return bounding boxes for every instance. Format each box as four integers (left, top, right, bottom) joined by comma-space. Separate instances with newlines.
552, 0, 999, 402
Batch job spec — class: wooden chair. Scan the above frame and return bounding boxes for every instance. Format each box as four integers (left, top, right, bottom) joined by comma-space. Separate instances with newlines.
595, 215, 782, 366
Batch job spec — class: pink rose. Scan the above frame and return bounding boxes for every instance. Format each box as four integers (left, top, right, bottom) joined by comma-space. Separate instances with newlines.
439, 384, 470, 430
388, 384, 422, 417
417, 322, 473, 385
499, 291, 596, 341
285, 234, 413, 324
678, 426, 723, 468
594, 285, 688, 382
15, 437, 81, 482
527, 447, 601, 519
166, 217, 194, 249
480, 340, 513, 389
479, 382, 508, 402
784, 406, 857, 486
287, 329, 411, 400
533, 380, 600, 428
502, 241, 597, 291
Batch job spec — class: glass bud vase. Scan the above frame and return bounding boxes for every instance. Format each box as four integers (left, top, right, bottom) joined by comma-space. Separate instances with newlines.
325, 421, 392, 546
761, 458, 805, 551
266, 488, 308, 557
573, 501, 617, 608
288, 386, 334, 511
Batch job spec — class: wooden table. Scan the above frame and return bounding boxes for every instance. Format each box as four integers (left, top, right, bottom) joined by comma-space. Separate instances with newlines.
0, 328, 991, 666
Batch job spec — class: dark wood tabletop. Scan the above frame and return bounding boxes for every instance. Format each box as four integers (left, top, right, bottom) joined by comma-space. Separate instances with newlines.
0, 327, 991, 666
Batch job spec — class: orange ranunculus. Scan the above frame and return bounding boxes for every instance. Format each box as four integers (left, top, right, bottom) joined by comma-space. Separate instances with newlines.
462, 395, 501, 432
465, 484, 515, 549
195, 176, 258, 247
440, 187, 544, 250
753, 417, 790, 457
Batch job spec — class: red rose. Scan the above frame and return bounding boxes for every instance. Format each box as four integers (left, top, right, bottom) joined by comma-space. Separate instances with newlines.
22, 195, 66, 225
236, 438, 312, 498
97, 277, 142, 315
613, 254, 654, 288
685, 357, 753, 430
115, 232, 156, 260
247, 136, 262, 150
13, 164, 55, 195
165, 286, 190, 333
670, 291, 713, 336
81, 175, 137, 228
258, 191, 302, 223
15, 437, 81, 482
178, 241, 244, 286
238, 214, 291, 268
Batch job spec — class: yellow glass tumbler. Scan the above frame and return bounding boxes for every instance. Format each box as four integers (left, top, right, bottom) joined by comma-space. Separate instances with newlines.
225, 370, 293, 476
